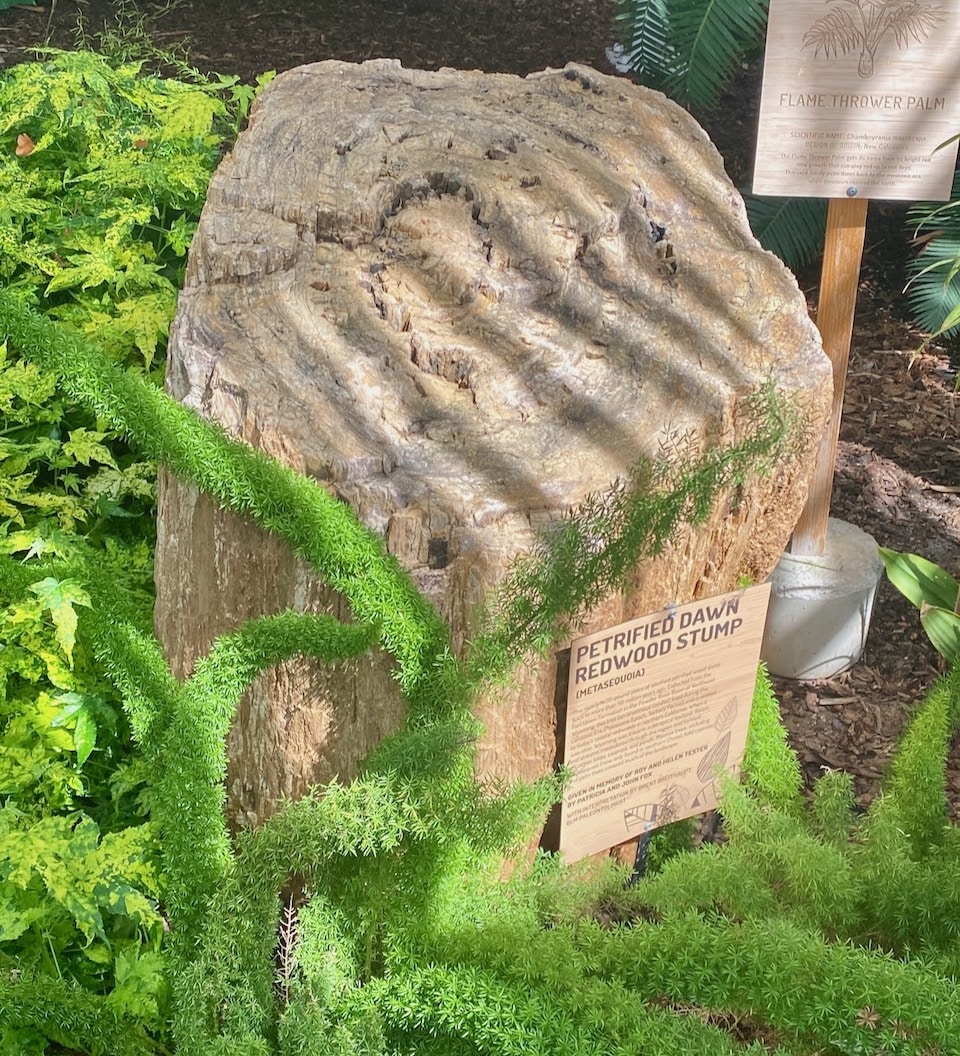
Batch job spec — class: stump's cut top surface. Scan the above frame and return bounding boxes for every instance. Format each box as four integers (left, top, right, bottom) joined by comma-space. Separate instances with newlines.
172, 60, 827, 535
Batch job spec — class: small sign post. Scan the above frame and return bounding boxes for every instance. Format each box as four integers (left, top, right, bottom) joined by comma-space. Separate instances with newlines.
754, 0, 960, 556
558, 585, 771, 864
790, 195, 868, 555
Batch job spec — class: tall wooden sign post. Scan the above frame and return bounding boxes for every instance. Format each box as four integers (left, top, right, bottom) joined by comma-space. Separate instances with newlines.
754, 0, 960, 556
790, 196, 867, 555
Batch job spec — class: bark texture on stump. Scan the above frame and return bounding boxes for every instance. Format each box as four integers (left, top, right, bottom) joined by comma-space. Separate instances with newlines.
156, 60, 831, 830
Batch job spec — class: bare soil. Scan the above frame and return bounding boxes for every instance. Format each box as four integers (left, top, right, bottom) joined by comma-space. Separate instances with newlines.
3, 0, 959, 810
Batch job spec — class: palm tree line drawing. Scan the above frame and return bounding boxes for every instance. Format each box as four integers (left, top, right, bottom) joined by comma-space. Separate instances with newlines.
802, 0, 945, 78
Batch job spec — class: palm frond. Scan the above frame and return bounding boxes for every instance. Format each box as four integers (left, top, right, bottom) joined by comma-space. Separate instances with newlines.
906, 172, 960, 339
664, 0, 768, 110
886, 3, 945, 49
745, 195, 828, 270
905, 236, 960, 338
613, 0, 675, 86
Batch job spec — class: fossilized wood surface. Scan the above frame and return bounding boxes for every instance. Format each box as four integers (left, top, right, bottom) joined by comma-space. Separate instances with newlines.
155, 59, 831, 831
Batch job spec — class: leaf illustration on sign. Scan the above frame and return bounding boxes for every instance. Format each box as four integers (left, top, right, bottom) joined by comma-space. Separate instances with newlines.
802, 0, 944, 78
697, 732, 732, 783
715, 695, 738, 732
623, 783, 690, 833
692, 764, 741, 809
624, 802, 659, 834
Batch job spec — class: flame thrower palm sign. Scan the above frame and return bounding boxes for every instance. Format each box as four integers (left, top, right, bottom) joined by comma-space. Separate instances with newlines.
754, 0, 960, 201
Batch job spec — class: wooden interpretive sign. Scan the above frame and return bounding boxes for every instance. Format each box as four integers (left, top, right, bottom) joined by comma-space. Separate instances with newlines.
754, 0, 960, 201
754, 0, 960, 556
558, 585, 771, 864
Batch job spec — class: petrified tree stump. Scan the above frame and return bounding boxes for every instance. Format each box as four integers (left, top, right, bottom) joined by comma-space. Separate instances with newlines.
156, 60, 831, 831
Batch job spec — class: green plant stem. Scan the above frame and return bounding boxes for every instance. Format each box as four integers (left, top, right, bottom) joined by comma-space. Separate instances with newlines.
365, 960, 753, 1056
467, 386, 794, 685
584, 910, 960, 1054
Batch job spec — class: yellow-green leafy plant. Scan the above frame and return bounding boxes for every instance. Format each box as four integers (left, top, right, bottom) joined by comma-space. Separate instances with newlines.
0, 45, 269, 1053
0, 49, 266, 369
0, 550, 166, 1056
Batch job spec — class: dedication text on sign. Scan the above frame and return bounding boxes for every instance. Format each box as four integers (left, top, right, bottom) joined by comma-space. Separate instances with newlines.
558, 585, 771, 864
754, 0, 960, 200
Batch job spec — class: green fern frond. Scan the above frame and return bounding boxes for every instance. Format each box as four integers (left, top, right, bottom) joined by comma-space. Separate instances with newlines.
467, 386, 792, 685
367, 959, 750, 1056
0, 292, 459, 718
663, 0, 768, 110
613, 0, 675, 85
746, 195, 828, 270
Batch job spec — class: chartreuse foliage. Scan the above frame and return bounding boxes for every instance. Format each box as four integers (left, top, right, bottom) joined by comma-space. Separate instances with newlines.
4, 292, 960, 1056
0, 47, 266, 370
0, 46, 269, 1054
0, 44, 268, 560
0, 518, 164, 1054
